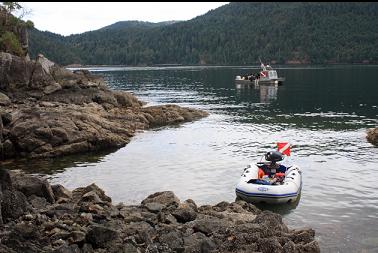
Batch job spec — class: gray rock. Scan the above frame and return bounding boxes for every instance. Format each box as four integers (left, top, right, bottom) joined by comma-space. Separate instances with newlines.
36, 54, 55, 74
172, 202, 197, 223
51, 184, 72, 201
192, 218, 226, 236
296, 240, 320, 253
72, 183, 111, 203
0, 52, 33, 91
1, 139, 15, 158
0, 92, 11, 105
113, 90, 142, 108
1, 190, 28, 222
282, 241, 296, 253
85, 224, 119, 248
183, 232, 207, 248
0, 168, 13, 191
1, 112, 12, 126
144, 202, 164, 213
253, 210, 289, 235
29, 195, 48, 209
69, 231, 86, 244
141, 191, 180, 207
159, 231, 184, 249
53, 244, 81, 253
43, 82, 62, 95
80, 191, 102, 203
12, 173, 55, 203
289, 228, 316, 244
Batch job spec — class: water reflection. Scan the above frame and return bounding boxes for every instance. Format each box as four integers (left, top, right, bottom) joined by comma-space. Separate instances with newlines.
253, 193, 302, 215
1, 149, 116, 175
259, 84, 278, 103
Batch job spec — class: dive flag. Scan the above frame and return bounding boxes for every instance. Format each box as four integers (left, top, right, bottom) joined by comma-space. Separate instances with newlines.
277, 142, 291, 156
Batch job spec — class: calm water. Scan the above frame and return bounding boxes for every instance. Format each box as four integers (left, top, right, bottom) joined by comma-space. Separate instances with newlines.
6, 65, 378, 252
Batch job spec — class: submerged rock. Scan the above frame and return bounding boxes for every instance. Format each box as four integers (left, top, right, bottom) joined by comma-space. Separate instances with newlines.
0, 169, 321, 252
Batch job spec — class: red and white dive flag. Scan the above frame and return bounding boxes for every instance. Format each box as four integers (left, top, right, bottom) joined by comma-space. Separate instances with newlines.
260, 71, 267, 77
277, 142, 291, 156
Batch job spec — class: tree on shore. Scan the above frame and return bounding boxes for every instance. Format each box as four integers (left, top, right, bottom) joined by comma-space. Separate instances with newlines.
0, 2, 34, 56
1, 2, 21, 25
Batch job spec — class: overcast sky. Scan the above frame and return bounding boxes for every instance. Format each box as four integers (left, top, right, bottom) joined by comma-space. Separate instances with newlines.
17, 2, 229, 36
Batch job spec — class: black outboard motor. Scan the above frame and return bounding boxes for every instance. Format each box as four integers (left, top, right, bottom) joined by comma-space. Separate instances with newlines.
265, 151, 284, 163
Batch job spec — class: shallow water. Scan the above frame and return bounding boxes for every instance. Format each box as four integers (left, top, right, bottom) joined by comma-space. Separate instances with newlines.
6, 65, 378, 252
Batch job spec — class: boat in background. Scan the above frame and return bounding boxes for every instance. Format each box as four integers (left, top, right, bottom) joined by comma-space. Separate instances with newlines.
235, 62, 285, 88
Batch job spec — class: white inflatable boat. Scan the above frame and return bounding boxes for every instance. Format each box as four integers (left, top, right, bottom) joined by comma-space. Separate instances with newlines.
235, 163, 302, 204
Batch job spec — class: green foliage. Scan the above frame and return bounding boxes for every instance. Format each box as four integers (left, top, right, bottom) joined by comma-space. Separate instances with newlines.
0, 30, 23, 55
2, 2, 22, 14
0, 2, 34, 56
25, 19, 34, 28
29, 2, 378, 65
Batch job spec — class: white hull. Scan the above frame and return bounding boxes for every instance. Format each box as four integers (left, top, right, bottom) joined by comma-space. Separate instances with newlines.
235, 78, 284, 88
235, 164, 302, 204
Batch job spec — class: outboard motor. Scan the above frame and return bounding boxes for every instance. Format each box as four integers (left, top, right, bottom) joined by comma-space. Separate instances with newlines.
265, 151, 284, 163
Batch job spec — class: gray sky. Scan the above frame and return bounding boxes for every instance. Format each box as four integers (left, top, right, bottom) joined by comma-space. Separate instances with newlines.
18, 2, 229, 36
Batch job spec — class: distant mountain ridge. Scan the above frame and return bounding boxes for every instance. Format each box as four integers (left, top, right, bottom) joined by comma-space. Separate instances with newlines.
99, 20, 181, 31
29, 2, 378, 65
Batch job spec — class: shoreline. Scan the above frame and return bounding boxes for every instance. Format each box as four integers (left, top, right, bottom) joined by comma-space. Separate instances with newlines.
0, 169, 320, 252
64, 63, 378, 69
0, 53, 208, 162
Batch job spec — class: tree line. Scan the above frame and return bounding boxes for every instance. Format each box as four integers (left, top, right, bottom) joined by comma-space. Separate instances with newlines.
28, 2, 378, 66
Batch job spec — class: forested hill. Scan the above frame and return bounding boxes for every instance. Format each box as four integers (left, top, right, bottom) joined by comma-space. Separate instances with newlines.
29, 2, 378, 66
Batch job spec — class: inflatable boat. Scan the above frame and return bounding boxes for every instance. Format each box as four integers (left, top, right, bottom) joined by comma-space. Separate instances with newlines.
235, 163, 302, 204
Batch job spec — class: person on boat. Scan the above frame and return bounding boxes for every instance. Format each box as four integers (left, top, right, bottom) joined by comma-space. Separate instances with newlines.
248, 73, 256, 81
255, 72, 260, 79
258, 151, 287, 184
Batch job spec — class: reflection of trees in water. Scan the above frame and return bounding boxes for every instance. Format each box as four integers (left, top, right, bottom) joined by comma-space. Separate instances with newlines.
0, 148, 118, 175
259, 85, 278, 104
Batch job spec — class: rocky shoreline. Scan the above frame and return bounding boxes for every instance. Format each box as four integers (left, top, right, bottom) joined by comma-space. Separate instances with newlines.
0, 169, 320, 253
0, 52, 208, 160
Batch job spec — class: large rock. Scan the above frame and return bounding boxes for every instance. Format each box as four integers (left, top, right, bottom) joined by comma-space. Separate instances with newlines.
36, 54, 55, 74
72, 183, 111, 203
142, 105, 209, 127
113, 90, 143, 108
172, 202, 197, 223
1, 190, 28, 222
141, 191, 180, 208
0, 168, 12, 191
11, 172, 55, 203
367, 127, 378, 146
51, 184, 72, 201
85, 224, 119, 248
43, 83, 62, 95
0, 52, 207, 161
0, 92, 11, 105
0, 52, 33, 91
